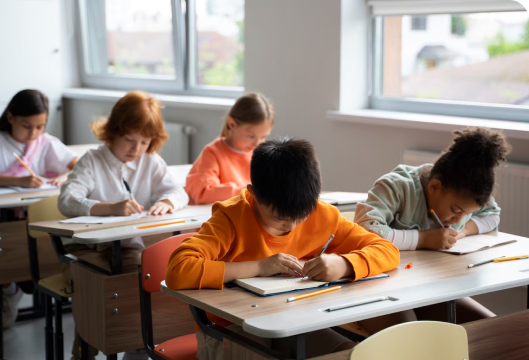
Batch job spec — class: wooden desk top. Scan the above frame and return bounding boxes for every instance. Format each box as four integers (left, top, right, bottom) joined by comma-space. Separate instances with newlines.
27, 204, 212, 237
0, 189, 60, 209
161, 232, 529, 338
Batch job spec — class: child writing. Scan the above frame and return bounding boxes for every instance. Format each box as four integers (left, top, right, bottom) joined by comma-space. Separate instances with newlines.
355, 127, 511, 324
0, 89, 77, 188
1, 89, 77, 329
58, 90, 188, 360
166, 138, 400, 359
185, 92, 274, 204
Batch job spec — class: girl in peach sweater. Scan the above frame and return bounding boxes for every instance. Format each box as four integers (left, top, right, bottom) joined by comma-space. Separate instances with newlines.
185, 92, 274, 204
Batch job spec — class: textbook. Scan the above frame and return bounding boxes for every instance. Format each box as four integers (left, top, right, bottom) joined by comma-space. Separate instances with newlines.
234, 273, 389, 296
319, 192, 368, 205
441, 234, 517, 255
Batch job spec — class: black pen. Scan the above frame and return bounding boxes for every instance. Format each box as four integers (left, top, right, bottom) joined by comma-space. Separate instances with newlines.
122, 178, 135, 201
317, 234, 335, 257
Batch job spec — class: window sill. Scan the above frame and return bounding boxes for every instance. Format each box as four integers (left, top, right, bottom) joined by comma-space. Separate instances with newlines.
62, 88, 235, 111
327, 109, 529, 140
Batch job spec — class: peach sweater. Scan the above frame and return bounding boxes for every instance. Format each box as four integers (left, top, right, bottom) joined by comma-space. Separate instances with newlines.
185, 138, 252, 205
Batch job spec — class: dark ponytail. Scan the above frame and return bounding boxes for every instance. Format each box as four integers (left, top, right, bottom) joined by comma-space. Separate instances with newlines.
0, 90, 49, 133
430, 127, 511, 206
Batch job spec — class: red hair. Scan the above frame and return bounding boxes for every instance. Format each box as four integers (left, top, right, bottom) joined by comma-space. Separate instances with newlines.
91, 91, 168, 153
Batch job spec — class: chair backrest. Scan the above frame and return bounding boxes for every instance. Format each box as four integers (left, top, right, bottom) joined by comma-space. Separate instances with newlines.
341, 211, 355, 222
141, 233, 196, 293
350, 321, 469, 360
27, 195, 66, 238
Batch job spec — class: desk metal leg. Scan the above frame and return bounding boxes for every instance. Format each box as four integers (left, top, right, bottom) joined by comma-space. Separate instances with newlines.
80, 336, 89, 360
107, 355, 118, 360
55, 298, 64, 360
45, 296, 54, 360
190, 305, 298, 359
290, 334, 305, 360
0, 295, 4, 360
111, 241, 122, 275
447, 300, 456, 324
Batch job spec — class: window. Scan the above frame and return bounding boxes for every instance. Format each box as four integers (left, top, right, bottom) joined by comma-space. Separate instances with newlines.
372, 9, 529, 121
411, 16, 427, 30
79, 0, 244, 96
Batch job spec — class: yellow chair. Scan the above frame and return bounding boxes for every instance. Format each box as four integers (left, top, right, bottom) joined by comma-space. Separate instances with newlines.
349, 321, 469, 360
341, 211, 355, 222
27, 195, 69, 360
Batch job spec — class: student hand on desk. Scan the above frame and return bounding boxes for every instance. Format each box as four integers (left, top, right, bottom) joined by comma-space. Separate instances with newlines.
303, 254, 354, 282
111, 199, 144, 216
258, 253, 304, 277
47, 173, 68, 187
17, 175, 44, 188
417, 228, 458, 250
147, 200, 174, 215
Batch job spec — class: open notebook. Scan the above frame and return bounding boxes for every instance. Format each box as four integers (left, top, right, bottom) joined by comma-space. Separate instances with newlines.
60, 212, 147, 224
0, 181, 58, 195
441, 234, 517, 255
234, 273, 389, 296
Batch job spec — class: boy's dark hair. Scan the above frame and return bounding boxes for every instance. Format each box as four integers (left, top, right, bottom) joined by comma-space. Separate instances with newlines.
0, 89, 49, 133
251, 137, 322, 220
430, 127, 511, 206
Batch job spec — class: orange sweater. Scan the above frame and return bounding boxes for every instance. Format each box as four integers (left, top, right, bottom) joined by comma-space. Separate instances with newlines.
185, 138, 252, 205
166, 189, 400, 290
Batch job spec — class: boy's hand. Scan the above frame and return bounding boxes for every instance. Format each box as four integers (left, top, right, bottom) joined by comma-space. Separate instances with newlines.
111, 199, 143, 216
303, 254, 353, 282
147, 200, 174, 215
258, 253, 304, 277
418, 228, 458, 250
18, 175, 44, 188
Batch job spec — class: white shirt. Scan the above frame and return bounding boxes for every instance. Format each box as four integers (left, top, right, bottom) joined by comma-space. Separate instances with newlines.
0, 131, 76, 175
58, 145, 189, 249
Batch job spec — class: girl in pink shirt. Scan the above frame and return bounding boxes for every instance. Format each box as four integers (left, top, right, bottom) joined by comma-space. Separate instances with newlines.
185, 92, 275, 204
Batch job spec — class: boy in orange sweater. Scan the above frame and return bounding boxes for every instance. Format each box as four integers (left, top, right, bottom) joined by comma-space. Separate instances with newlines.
166, 138, 400, 359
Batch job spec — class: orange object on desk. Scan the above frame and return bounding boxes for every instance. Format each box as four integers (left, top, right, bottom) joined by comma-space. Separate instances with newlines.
405, 262, 413, 269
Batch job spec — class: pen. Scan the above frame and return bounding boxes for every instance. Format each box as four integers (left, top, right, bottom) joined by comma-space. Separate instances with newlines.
138, 220, 185, 229
286, 286, 341, 302
13, 152, 36, 177
493, 255, 529, 263
430, 209, 445, 228
21, 196, 48, 201
468, 256, 506, 268
323, 296, 390, 312
122, 178, 135, 201
317, 234, 335, 257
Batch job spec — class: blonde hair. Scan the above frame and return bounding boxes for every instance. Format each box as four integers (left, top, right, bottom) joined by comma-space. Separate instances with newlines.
90, 91, 168, 154
221, 92, 275, 138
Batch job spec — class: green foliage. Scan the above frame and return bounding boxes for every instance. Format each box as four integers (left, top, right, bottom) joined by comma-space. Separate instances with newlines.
451, 15, 467, 36
488, 20, 529, 57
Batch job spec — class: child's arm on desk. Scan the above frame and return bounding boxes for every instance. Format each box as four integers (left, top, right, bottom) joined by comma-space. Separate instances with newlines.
224, 254, 303, 283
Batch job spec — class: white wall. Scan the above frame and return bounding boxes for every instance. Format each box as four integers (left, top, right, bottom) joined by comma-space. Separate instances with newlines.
0, 0, 80, 140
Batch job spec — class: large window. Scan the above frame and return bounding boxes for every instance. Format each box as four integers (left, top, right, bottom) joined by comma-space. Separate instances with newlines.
79, 0, 244, 96
370, 1, 529, 122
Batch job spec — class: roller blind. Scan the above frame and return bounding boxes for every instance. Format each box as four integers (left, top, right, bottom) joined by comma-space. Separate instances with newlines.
368, 0, 525, 16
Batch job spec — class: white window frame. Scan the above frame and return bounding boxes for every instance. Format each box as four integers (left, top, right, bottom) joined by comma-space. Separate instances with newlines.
77, 0, 244, 97
368, 0, 529, 122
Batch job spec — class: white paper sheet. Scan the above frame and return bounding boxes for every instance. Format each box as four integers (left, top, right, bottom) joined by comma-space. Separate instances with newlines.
319, 192, 368, 205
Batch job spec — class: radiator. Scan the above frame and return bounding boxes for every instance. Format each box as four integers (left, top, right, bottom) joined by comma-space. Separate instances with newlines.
402, 150, 529, 237
159, 122, 196, 165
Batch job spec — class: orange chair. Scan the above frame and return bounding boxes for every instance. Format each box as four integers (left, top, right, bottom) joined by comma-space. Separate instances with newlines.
138, 233, 198, 360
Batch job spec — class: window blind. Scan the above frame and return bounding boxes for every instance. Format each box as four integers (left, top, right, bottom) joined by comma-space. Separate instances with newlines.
368, 0, 525, 16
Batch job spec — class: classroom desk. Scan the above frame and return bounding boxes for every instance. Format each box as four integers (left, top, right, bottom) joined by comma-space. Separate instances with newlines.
28, 205, 213, 275
161, 231, 529, 360
0, 189, 60, 209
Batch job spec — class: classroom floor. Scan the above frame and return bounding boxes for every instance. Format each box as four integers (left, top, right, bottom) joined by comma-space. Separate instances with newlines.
4, 287, 527, 359
3, 294, 124, 360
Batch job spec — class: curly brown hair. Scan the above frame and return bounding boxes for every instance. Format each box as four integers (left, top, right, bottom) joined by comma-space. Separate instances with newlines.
430, 127, 512, 206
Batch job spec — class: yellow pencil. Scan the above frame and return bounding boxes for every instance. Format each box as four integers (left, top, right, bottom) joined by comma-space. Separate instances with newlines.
493, 255, 529, 262
13, 152, 36, 177
286, 286, 341, 303
138, 220, 185, 229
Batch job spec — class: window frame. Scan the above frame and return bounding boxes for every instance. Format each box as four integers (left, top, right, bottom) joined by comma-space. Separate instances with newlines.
368, 7, 529, 123
77, 0, 244, 97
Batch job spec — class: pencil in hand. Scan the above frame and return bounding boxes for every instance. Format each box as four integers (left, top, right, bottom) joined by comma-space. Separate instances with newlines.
13, 152, 36, 177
